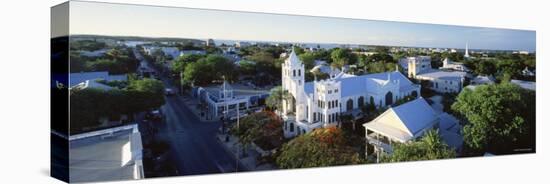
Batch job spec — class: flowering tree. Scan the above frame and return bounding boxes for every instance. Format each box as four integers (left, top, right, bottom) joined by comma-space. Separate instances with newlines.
276, 127, 362, 169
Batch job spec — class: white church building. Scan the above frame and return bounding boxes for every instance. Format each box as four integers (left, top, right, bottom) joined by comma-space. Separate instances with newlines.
281, 50, 421, 138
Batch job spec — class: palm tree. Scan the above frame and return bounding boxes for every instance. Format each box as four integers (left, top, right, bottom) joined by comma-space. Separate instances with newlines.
420, 130, 455, 159
266, 86, 290, 112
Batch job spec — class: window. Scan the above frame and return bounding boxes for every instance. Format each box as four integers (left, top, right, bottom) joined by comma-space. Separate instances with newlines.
290, 123, 294, 132
299, 80, 301, 85
298, 70, 301, 76
335, 89, 339, 93
293, 70, 296, 77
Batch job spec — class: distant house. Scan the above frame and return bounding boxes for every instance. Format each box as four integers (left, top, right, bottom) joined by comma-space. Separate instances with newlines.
193, 81, 269, 120
511, 79, 536, 91
69, 71, 127, 90
69, 124, 144, 183
522, 66, 535, 77
363, 98, 439, 156
440, 58, 470, 72
464, 75, 495, 91
310, 60, 341, 78
406, 56, 467, 93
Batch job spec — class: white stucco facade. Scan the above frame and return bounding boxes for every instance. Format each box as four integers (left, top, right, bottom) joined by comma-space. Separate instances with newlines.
407, 56, 467, 93
281, 50, 421, 138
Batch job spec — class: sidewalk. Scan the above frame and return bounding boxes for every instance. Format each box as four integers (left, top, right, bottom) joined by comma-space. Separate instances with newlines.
216, 133, 277, 171
178, 95, 218, 122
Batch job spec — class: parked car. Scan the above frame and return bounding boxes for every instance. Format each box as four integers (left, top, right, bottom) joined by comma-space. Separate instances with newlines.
165, 88, 176, 96
146, 109, 164, 122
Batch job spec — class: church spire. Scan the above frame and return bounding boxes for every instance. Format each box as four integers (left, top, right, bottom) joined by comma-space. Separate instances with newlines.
287, 47, 301, 65
464, 43, 470, 58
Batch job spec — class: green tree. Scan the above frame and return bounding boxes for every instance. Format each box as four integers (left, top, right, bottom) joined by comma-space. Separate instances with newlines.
230, 112, 283, 152
266, 86, 290, 111
183, 59, 214, 86
299, 52, 317, 70
128, 78, 166, 109
171, 54, 205, 73
276, 127, 362, 168
382, 130, 455, 162
330, 48, 356, 68
451, 83, 535, 155
476, 60, 496, 75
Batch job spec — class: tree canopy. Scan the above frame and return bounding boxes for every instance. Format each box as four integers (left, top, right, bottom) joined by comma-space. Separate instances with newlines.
182, 55, 237, 86
276, 127, 362, 168
230, 111, 283, 150
381, 130, 455, 162
451, 83, 535, 155
265, 86, 291, 111
70, 78, 165, 134
330, 48, 356, 69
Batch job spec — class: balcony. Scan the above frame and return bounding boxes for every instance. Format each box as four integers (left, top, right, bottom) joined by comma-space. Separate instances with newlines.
366, 133, 394, 153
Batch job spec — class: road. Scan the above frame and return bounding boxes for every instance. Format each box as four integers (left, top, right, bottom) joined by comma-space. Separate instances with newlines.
134, 48, 247, 175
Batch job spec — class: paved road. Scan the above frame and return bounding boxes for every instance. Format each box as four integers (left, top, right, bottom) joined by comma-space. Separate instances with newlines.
134, 48, 246, 175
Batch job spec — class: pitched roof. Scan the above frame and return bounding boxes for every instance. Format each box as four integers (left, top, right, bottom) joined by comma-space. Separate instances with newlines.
304, 71, 415, 97
363, 98, 438, 142
287, 49, 301, 66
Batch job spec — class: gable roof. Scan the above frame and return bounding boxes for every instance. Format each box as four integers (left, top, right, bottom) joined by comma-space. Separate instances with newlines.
304, 71, 415, 97
363, 98, 438, 142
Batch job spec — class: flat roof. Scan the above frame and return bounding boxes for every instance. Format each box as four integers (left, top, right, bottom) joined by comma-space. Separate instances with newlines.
69, 124, 142, 183
417, 69, 466, 80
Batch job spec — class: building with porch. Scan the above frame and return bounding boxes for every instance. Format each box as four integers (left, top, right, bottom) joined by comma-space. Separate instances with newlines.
363, 98, 439, 159
281, 50, 421, 138
194, 81, 269, 121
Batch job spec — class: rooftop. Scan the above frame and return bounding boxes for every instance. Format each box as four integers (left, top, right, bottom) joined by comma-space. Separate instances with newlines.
511, 79, 536, 91
69, 71, 127, 87
304, 71, 416, 97
416, 69, 467, 80
69, 124, 143, 183
363, 98, 438, 142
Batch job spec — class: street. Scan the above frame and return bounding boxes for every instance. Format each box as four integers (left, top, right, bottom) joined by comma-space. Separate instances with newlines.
134, 48, 247, 175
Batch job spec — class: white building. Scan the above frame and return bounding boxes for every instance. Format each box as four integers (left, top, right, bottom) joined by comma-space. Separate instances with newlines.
363, 98, 439, 157
407, 56, 467, 93
464, 43, 470, 58
440, 58, 470, 72
281, 50, 421, 138
194, 81, 269, 120
69, 124, 144, 182
511, 79, 536, 91
465, 75, 496, 91
69, 71, 127, 90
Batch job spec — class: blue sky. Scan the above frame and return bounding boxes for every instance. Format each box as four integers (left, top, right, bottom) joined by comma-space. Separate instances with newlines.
70, 1, 536, 51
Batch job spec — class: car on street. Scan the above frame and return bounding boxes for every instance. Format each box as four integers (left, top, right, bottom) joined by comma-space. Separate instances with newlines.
165, 88, 176, 96
146, 109, 164, 122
